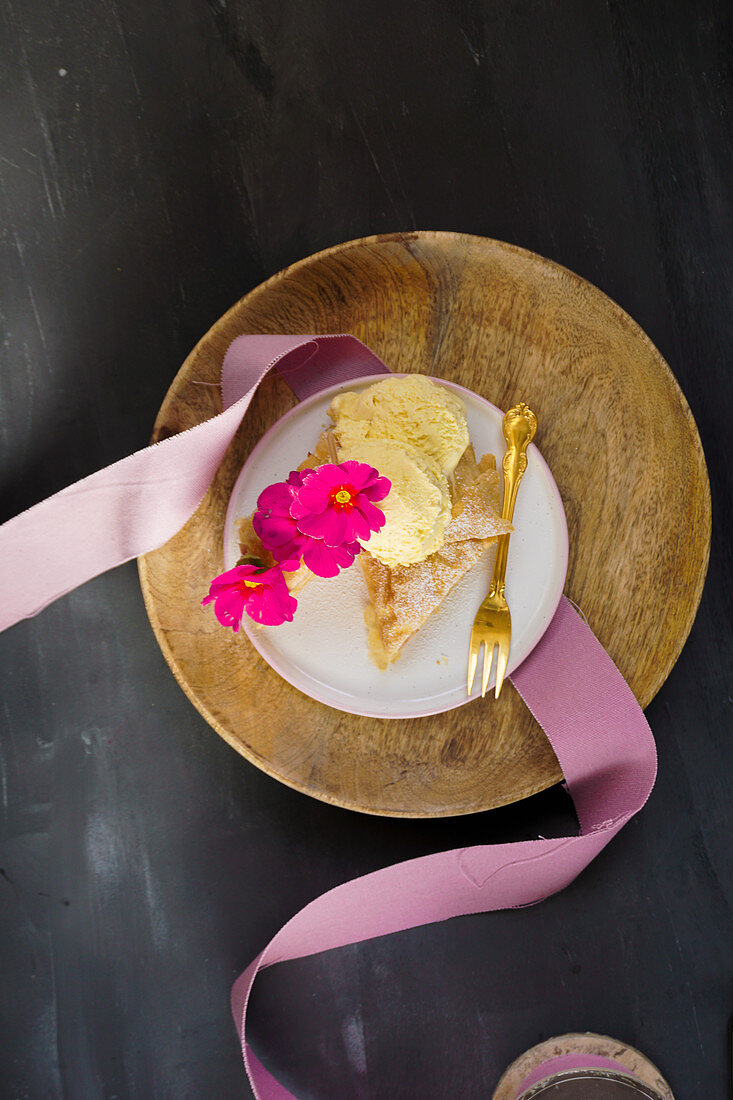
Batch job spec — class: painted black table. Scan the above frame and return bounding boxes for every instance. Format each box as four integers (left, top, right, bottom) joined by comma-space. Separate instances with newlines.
0, 3, 730, 1097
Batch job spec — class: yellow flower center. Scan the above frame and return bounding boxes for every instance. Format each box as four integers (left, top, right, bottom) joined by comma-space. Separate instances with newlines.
237, 578, 262, 593
334, 489, 352, 504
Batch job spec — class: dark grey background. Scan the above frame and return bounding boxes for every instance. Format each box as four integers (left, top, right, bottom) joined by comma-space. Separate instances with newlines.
1, 2, 731, 1098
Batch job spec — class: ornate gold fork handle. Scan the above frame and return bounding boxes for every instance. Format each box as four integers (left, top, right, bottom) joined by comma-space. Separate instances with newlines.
467, 402, 538, 699
490, 402, 538, 596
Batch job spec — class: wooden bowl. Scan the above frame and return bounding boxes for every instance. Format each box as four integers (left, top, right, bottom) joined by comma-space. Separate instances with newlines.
492, 1033, 675, 1100
138, 232, 710, 818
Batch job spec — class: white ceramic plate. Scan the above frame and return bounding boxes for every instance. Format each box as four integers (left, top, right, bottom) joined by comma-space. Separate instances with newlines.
224, 375, 568, 718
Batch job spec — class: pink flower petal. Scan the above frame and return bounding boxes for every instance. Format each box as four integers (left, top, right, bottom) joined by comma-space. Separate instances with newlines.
301, 508, 351, 546
204, 564, 247, 593
300, 536, 359, 577
256, 481, 293, 515
247, 585, 297, 625
249, 564, 287, 587
295, 509, 335, 542
344, 509, 373, 543
290, 481, 331, 517
243, 567, 298, 625
336, 459, 377, 488
362, 476, 391, 503
301, 541, 343, 578
309, 464, 347, 488
213, 588, 247, 632
356, 498, 387, 533
270, 548, 303, 571
254, 511, 301, 548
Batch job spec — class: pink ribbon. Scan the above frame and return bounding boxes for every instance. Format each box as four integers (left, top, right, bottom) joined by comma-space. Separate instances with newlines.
230, 594, 656, 1099
0, 335, 387, 631
0, 335, 658, 1099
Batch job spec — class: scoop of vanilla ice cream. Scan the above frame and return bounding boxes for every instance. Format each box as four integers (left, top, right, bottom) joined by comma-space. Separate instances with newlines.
335, 440, 451, 568
328, 375, 469, 566
329, 375, 469, 478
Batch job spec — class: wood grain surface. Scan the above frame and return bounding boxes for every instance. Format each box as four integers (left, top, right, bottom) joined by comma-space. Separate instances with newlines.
139, 232, 710, 817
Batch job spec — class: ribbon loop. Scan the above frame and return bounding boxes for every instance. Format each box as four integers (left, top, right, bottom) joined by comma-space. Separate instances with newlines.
0, 334, 657, 1100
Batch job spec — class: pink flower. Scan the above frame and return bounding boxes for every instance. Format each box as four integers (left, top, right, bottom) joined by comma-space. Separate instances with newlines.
201, 563, 297, 629
253, 470, 363, 578
253, 475, 306, 571
301, 537, 361, 578
289, 462, 391, 546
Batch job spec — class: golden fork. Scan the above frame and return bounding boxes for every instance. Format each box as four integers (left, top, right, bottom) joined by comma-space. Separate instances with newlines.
467, 402, 538, 699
